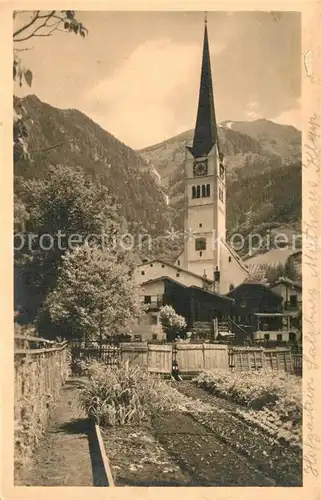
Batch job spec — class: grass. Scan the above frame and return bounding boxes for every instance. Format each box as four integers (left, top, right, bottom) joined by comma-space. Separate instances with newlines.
79, 360, 211, 427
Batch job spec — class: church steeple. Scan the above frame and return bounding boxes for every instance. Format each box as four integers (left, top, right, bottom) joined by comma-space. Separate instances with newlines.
188, 15, 220, 158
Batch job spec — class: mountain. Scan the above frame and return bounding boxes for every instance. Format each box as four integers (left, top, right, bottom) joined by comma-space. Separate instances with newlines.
14, 95, 170, 239
140, 120, 302, 257
220, 119, 301, 162
14, 97, 302, 267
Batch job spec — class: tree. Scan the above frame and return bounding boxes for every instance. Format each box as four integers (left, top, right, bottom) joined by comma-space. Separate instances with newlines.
13, 10, 87, 160
159, 305, 187, 342
38, 244, 143, 344
15, 165, 124, 321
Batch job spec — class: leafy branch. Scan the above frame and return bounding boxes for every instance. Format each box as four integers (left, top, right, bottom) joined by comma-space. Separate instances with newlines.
13, 10, 88, 42
13, 10, 88, 161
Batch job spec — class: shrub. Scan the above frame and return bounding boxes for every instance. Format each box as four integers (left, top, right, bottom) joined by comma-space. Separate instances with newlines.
79, 360, 206, 427
159, 305, 187, 342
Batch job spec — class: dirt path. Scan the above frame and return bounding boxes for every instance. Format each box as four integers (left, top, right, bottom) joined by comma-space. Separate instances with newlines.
15, 378, 105, 486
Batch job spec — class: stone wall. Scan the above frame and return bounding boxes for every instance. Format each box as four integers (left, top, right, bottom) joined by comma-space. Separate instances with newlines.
14, 342, 70, 470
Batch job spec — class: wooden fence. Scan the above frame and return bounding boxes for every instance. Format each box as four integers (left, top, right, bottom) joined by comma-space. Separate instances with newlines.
174, 343, 228, 373
71, 345, 120, 366
228, 346, 302, 375
71, 342, 302, 376
72, 342, 228, 374
14, 338, 70, 470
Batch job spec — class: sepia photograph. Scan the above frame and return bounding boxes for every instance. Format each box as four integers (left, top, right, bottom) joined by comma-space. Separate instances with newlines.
11, 8, 306, 488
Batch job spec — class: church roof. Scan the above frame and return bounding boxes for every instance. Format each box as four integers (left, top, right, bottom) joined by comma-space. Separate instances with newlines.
188, 21, 220, 158
220, 238, 249, 272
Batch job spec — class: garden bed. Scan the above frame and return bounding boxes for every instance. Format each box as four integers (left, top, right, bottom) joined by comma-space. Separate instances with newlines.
151, 411, 274, 486
193, 369, 302, 449
101, 423, 192, 486
101, 411, 275, 486
175, 380, 302, 486
78, 362, 302, 487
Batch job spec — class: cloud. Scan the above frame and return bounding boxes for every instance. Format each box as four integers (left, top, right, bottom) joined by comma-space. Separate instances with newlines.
245, 98, 262, 119
272, 102, 302, 130
83, 38, 225, 148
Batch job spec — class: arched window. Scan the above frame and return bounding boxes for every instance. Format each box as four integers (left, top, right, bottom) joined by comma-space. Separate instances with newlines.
196, 185, 201, 198
201, 185, 206, 197
206, 184, 211, 197
192, 186, 196, 199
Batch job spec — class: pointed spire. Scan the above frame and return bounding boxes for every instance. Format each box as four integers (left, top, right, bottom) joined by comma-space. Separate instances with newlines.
188, 17, 220, 158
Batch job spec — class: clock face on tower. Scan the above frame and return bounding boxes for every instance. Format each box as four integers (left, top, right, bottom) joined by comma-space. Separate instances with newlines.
193, 160, 208, 177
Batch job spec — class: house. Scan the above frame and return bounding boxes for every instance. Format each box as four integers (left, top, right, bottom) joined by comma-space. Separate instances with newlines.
227, 281, 300, 345
269, 277, 302, 310
227, 281, 283, 344
133, 276, 233, 340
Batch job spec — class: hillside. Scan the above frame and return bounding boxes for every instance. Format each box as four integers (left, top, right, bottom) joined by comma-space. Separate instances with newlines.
221, 119, 301, 162
14, 95, 170, 239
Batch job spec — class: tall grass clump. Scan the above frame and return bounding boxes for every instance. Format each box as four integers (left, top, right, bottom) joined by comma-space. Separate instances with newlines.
79, 360, 201, 427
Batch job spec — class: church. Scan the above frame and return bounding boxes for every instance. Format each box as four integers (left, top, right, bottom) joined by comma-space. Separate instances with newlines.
132, 18, 250, 338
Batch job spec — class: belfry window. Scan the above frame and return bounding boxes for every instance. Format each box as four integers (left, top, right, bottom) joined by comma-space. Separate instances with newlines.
195, 238, 206, 251
202, 185, 206, 197
192, 186, 197, 199
206, 184, 210, 197
196, 185, 201, 198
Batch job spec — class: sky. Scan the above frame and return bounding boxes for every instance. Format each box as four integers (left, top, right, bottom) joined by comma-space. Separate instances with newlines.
14, 11, 301, 149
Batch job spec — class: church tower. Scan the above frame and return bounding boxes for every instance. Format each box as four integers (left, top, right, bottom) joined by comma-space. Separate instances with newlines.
183, 16, 226, 289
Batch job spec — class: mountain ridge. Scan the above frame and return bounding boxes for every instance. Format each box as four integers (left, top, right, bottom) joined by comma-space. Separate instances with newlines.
14, 94, 171, 239
14, 95, 302, 268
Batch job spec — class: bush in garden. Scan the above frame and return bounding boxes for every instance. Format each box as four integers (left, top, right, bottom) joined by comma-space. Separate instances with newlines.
79, 360, 199, 427
159, 305, 187, 342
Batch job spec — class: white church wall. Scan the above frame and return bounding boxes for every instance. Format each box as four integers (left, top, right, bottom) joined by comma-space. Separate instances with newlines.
219, 243, 248, 294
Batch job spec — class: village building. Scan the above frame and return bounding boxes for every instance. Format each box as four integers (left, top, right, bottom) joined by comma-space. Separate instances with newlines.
227, 281, 301, 345
269, 277, 302, 310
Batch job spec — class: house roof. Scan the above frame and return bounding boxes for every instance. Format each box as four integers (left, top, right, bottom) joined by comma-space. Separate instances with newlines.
140, 276, 188, 289
140, 277, 233, 303
227, 281, 283, 301
270, 277, 302, 290
137, 259, 213, 283
189, 285, 234, 302
254, 311, 300, 317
